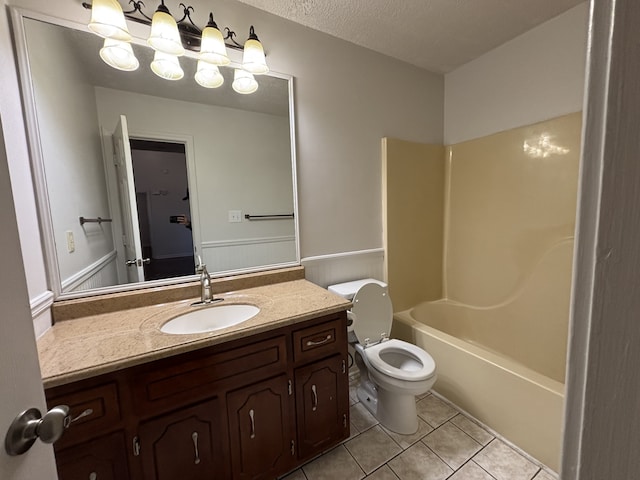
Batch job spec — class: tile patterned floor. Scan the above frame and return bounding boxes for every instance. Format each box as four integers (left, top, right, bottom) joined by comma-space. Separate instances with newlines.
280, 385, 557, 480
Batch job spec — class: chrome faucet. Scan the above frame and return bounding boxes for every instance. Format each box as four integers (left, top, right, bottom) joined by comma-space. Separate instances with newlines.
194, 257, 222, 305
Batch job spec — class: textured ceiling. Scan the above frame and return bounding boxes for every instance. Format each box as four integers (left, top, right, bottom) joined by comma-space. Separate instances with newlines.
236, 0, 586, 73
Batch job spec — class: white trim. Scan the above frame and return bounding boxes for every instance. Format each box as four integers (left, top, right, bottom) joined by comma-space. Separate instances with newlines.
29, 290, 54, 318
10, 8, 63, 298
202, 235, 296, 248
301, 248, 385, 264
61, 250, 117, 292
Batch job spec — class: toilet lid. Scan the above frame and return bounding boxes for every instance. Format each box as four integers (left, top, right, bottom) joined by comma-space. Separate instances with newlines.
351, 283, 393, 344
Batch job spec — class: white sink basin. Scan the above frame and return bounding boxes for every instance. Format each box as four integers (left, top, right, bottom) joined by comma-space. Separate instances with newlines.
160, 304, 260, 334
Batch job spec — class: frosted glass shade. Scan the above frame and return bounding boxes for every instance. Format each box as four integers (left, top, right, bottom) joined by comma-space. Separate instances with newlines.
99, 38, 139, 71
232, 69, 258, 94
150, 51, 184, 80
88, 0, 131, 41
200, 24, 230, 66
148, 8, 185, 56
242, 37, 268, 74
195, 61, 224, 88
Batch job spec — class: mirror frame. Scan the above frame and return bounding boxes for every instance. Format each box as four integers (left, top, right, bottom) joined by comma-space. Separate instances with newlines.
10, 7, 300, 300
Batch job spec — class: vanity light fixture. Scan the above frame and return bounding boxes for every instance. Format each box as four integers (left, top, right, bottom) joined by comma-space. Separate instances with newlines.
195, 61, 224, 88
241, 26, 269, 75
199, 14, 230, 66
148, 0, 185, 56
87, 0, 131, 41
232, 68, 258, 94
150, 50, 184, 80
83, 1, 267, 93
99, 38, 139, 71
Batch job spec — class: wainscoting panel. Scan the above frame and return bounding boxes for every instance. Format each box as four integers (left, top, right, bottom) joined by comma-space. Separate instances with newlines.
62, 250, 119, 292
301, 248, 385, 288
202, 236, 297, 272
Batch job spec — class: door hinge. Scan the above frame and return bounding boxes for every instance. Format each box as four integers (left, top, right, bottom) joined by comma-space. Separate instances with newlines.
133, 436, 141, 456
343, 413, 347, 428
342, 359, 346, 374
290, 439, 295, 456
288, 379, 292, 395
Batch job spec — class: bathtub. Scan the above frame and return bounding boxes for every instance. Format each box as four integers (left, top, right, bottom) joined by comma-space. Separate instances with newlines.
393, 306, 565, 472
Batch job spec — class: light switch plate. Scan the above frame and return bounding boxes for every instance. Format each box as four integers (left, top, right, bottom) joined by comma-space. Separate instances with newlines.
66, 231, 75, 253
228, 210, 242, 223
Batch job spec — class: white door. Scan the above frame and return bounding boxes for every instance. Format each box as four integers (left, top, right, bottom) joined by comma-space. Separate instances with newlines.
113, 115, 145, 283
0, 122, 57, 477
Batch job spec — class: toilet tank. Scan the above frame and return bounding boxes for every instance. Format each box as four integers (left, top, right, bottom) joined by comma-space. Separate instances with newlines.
327, 278, 388, 300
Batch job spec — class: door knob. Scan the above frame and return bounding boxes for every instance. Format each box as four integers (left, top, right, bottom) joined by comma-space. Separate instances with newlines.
126, 258, 151, 267
5, 405, 70, 455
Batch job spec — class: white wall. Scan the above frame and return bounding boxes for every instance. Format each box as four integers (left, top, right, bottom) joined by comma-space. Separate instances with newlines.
25, 19, 114, 285
444, 3, 588, 145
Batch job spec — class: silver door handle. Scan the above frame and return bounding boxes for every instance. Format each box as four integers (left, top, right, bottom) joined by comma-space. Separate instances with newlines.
5, 405, 70, 455
311, 384, 318, 411
192, 431, 200, 464
249, 409, 255, 439
126, 258, 151, 267
306, 334, 332, 347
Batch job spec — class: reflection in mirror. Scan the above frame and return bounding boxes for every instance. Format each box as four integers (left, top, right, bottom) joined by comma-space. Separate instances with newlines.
17, 14, 298, 297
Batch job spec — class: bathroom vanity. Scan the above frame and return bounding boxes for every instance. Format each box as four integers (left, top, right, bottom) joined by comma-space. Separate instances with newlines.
37, 273, 350, 480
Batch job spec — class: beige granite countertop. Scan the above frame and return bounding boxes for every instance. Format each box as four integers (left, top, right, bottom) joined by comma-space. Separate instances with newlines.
38, 279, 350, 389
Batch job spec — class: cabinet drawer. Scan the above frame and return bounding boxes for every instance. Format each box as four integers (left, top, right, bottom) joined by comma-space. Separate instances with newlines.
293, 315, 347, 363
47, 382, 121, 449
55, 431, 128, 480
133, 335, 287, 414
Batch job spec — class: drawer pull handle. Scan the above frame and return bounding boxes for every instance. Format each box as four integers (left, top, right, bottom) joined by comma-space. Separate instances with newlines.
311, 384, 318, 411
192, 432, 200, 465
249, 409, 256, 439
306, 334, 332, 347
70, 408, 93, 424
89, 473, 97, 480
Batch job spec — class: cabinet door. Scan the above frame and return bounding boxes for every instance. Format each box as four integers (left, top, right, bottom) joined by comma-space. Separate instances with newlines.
138, 398, 226, 480
55, 431, 128, 480
227, 374, 293, 480
295, 354, 349, 460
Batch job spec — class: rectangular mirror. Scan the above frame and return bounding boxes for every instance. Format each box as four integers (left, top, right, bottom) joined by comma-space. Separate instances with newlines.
12, 10, 299, 299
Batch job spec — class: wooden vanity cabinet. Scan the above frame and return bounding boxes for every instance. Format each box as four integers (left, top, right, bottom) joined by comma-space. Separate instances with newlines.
45, 311, 349, 480
137, 398, 226, 479
227, 374, 295, 479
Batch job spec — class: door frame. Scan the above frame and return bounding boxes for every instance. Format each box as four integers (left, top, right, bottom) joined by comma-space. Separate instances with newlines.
102, 128, 200, 286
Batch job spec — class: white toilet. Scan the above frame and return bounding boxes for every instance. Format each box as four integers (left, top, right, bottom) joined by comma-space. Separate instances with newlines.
328, 279, 437, 435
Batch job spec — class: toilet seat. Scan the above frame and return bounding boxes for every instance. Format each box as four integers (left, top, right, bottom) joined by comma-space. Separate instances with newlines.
364, 339, 436, 382
350, 283, 393, 345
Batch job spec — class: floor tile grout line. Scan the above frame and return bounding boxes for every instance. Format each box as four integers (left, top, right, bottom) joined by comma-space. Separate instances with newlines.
449, 413, 495, 446
430, 390, 555, 475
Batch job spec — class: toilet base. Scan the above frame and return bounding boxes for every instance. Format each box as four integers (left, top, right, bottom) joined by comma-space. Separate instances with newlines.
356, 378, 420, 435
